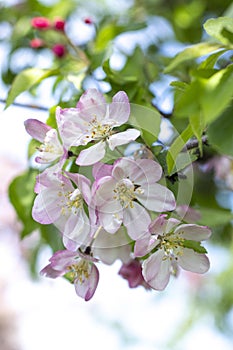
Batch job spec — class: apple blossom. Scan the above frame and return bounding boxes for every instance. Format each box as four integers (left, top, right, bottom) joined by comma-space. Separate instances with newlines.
56, 89, 140, 165
134, 215, 211, 291
92, 158, 176, 239
24, 119, 65, 164
40, 250, 99, 301
118, 260, 151, 289
32, 169, 92, 250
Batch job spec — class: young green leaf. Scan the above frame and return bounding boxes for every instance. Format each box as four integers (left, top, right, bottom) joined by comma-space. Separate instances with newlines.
5, 68, 58, 109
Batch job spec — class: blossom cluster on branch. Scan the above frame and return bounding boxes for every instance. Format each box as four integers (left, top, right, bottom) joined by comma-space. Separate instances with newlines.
25, 89, 211, 301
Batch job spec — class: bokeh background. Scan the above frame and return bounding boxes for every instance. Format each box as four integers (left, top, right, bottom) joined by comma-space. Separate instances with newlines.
0, 0, 233, 349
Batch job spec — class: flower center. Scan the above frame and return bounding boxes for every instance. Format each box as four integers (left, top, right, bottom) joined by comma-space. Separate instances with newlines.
158, 233, 185, 260
68, 260, 90, 283
113, 179, 136, 208
87, 117, 112, 141
60, 188, 83, 215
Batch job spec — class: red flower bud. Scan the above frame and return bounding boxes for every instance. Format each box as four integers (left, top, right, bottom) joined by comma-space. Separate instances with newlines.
31, 17, 50, 29
54, 18, 66, 31
30, 38, 44, 48
83, 17, 93, 25
52, 44, 66, 58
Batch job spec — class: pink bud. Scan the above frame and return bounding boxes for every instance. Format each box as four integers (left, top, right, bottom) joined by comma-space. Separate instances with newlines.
83, 17, 93, 25
31, 17, 50, 30
54, 18, 66, 31
52, 44, 66, 58
30, 38, 44, 48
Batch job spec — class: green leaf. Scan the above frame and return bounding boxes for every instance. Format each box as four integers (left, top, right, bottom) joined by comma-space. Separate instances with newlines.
8, 169, 38, 238
189, 112, 205, 155
5, 68, 58, 109
164, 42, 222, 74
128, 104, 161, 146
208, 104, 233, 156
166, 124, 193, 175
175, 64, 233, 123
204, 17, 233, 45
198, 207, 233, 227
183, 240, 207, 254
94, 24, 124, 52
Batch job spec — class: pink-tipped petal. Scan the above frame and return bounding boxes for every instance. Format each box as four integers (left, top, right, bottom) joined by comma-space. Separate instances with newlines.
76, 141, 106, 166
177, 248, 210, 274
107, 129, 140, 150
174, 224, 212, 241
74, 263, 99, 301
142, 250, 171, 290
136, 183, 176, 212
24, 119, 51, 142
76, 89, 107, 121
123, 202, 151, 240
92, 162, 114, 180
108, 91, 130, 125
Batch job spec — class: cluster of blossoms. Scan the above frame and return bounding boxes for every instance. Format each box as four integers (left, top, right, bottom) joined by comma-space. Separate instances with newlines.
25, 89, 211, 301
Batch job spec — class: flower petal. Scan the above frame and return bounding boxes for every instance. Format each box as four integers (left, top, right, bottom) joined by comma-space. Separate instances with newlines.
92, 227, 131, 265
142, 250, 171, 290
76, 141, 106, 166
177, 248, 210, 273
32, 189, 62, 224
56, 107, 88, 147
174, 224, 212, 241
108, 91, 130, 125
76, 89, 107, 121
123, 202, 151, 240
98, 201, 123, 233
107, 129, 140, 150
92, 162, 114, 180
74, 263, 99, 301
63, 209, 91, 250
24, 119, 51, 142
136, 183, 176, 212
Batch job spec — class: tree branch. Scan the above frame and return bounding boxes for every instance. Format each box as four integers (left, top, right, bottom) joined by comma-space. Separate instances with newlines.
183, 135, 208, 151
0, 98, 49, 111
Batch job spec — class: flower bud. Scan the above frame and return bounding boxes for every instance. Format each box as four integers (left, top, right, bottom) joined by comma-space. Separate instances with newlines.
83, 17, 93, 25
52, 44, 66, 58
30, 38, 44, 48
31, 17, 50, 30
54, 18, 65, 31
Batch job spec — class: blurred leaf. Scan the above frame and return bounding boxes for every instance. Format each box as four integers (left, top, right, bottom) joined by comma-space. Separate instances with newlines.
204, 17, 233, 45
40, 224, 64, 252
5, 68, 58, 109
189, 112, 205, 154
8, 168, 38, 237
164, 43, 222, 74
166, 124, 193, 175
175, 64, 233, 123
208, 104, 233, 156
198, 207, 233, 226
128, 104, 161, 146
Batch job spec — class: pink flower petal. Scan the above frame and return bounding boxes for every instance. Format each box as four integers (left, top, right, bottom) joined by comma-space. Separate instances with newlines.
76, 89, 107, 121
32, 188, 62, 224
142, 250, 171, 290
92, 162, 113, 180
24, 119, 51, 142
108, 91, 130, 125
136, 183, 176, 212
63, 209, 91, 250
107, 129, 140, 150
56, 107, 88, 147
76, 141, 106, 166
133, 159, 163, 185
123, 202, 151, 240
92, 227, 131, 265
74, 263, 99, 301
98, 200, 123, 233
177, 248, 210, 273
174, 224, 212, 241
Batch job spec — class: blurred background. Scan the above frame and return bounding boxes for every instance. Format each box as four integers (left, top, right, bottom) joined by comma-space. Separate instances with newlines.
0, 0, 233, 349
